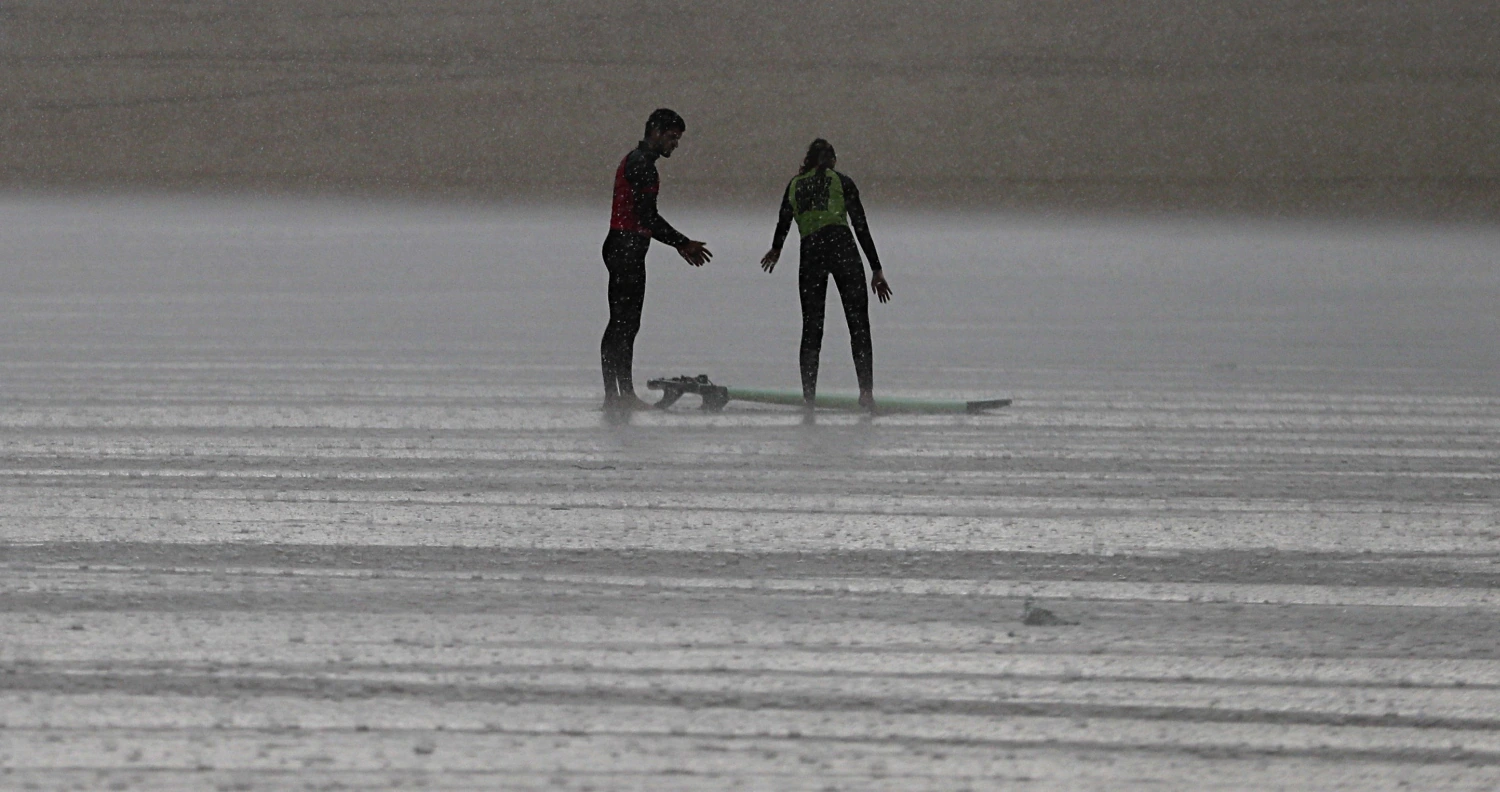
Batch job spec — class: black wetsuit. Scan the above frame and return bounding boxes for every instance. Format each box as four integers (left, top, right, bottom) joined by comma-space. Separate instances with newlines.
771, 171, 882, 401
601, 142, 689, 399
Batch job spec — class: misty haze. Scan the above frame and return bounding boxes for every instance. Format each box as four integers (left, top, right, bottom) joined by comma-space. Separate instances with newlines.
2, 3, 1498, 790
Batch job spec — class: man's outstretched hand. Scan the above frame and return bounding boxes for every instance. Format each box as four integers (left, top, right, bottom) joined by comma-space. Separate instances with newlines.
678, 241, 712, 267
760, 248, 781, 273
871, 270, 893, 303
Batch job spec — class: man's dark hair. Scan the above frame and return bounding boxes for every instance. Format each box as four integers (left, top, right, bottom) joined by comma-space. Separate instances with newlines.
645, 108, 686, 136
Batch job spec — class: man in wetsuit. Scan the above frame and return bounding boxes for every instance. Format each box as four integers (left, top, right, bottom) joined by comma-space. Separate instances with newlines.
601, 108, 712, 410
761, 139, 891, 412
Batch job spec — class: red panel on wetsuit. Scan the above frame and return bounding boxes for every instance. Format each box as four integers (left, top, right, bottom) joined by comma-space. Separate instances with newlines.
610, 154, 656, 236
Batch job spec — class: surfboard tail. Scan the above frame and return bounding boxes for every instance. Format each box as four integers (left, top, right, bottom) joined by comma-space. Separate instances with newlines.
965, 399, 1013, 413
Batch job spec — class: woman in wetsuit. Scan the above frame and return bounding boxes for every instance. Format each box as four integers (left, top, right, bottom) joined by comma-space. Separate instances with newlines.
761, 139, 892, 411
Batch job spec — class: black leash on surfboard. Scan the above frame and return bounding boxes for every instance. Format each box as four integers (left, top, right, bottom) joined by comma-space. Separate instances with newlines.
646, 375, 730, 411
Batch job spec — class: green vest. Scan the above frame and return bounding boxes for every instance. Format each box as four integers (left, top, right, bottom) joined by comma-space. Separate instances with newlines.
788, 168, 849, 237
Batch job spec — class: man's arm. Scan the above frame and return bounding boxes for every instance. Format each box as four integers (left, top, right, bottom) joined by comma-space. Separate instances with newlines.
841, 174, 882, 271
625, 153, 690, 249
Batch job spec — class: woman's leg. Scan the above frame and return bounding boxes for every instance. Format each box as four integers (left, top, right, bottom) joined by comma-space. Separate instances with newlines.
828, 240, 874, 395
798, 255, 831, 403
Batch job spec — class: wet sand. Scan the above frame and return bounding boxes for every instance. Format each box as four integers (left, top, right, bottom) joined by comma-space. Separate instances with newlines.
1, 199, 1498, 789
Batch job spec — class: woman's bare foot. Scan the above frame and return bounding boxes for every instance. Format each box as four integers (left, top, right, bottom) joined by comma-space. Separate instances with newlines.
858, 390, 877, 413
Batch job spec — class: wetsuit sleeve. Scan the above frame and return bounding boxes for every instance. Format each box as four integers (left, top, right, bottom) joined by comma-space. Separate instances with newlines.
841, 174, 882, 271
625, 154, 690, 249
771, 180, 795, 251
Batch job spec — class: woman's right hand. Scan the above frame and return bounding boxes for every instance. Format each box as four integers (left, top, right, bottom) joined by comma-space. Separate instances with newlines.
871, 270, 893, 303
760, 248, 781, 273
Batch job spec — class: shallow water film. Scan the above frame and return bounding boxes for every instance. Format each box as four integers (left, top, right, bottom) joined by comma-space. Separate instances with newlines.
1, 197, 1498, 790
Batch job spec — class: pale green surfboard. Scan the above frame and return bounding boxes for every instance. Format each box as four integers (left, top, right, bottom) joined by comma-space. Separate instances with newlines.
727, 387, 1009, 414
647, 376, 1010, 414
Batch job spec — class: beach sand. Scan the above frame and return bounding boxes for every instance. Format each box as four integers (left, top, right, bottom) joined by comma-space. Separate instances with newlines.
1, 198, 1497, 788
3, 1, 1499, 217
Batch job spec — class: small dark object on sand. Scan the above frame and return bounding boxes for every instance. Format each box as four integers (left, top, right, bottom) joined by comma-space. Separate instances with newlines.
1021, 596, 1078, 626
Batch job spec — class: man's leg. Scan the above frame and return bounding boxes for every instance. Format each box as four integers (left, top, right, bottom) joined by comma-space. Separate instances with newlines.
601, 240, 647, 403
798, 254, 831, 403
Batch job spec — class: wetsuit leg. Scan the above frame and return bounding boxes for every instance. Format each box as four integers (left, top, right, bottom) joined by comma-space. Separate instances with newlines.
797, 248, 832, 403
600, 233, 648, 399
826, 236, 874, 393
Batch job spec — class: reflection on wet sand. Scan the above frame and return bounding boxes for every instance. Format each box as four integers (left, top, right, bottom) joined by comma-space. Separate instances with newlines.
1, 198, 1497, 788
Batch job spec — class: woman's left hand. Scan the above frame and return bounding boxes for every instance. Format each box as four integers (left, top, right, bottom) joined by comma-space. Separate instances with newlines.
760, 248, 781, 272
871, 270, 892, 303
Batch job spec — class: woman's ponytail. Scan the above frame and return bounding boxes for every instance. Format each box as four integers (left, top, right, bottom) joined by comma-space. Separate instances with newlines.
799, 138, 836, 175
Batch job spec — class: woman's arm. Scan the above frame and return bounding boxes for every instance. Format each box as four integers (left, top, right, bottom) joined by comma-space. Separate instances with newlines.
840, 174, 882, 271
841, 174, 892, 302
763, 182, 796, 272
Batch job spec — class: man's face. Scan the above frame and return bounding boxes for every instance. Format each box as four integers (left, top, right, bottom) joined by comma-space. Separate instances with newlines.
649, 128, 683, 157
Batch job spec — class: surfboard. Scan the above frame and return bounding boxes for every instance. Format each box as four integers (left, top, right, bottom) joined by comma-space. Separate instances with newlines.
728, 387, 1009, 414
647, 376, 1010, 414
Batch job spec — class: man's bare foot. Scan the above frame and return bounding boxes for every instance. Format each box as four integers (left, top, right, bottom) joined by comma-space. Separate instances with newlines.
610, 392, 656, 411
603, 393, 653, 411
